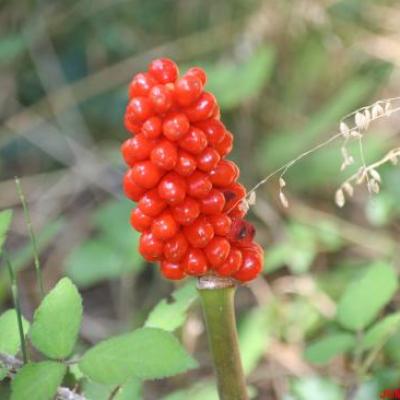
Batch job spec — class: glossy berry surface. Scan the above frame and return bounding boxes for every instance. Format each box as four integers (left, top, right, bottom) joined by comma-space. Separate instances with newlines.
121, 57, 264, 282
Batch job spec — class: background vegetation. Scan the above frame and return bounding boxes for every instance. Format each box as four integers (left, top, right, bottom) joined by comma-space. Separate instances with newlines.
1, 0, 400, 399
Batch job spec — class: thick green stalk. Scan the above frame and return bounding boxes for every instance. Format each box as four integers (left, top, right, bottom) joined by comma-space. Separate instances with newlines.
198, 277, 248, 400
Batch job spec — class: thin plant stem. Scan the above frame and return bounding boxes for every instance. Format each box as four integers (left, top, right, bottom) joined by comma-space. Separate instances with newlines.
15, 176, 45, 299
4, 253, 28, 364
198, 277, 248, 400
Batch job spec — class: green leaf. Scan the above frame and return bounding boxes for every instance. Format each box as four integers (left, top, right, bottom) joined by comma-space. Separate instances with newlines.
145, 281, 197, 331
205, 46, 275, 110
290, 377, 344, 400
0, 309, 30, 355
0, 209, 13, 256
362, 313, 400, 350
336, 262, 398, 331
11, 361, 66, 400
83, 379, 142, 400
304, 333, 356, 365
30, 278, 82, 359
163, 382, 219, 400
79, 328, 197, 384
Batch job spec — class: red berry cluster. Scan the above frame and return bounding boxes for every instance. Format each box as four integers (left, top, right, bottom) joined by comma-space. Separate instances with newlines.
121, 58, 263, 282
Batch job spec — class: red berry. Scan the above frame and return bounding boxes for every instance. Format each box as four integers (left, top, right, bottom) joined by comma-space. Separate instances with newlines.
174, 151, 197, 176
179, 127, 208, 155
149, 58, 179, 84
171, 197, 200, 225
175, 75, 203, 106
122, 134, 154, 164
150, 140, 178, 170
205, 237, 231, 268
164, 232, 189, 262
131, 161, 163, 189
123, 170, 146, 201
209, 214, 232, 236
185, 67, 207, 85
160, 261, 185, 280
200, 189, 225, 215
215, 131, 233, 157
227, 218, 256, 247
142, 116, 163, 139
183, 216, 214, 248
158, 172, 187, 205
209, 160, 238, 187
126, 97, 153, 122
124, 112, 141, 135
129, 72, 157, 98
228, 204, 247, 219
182, 248, 208, 276
187, 171, 212, 198
233, 248, 263, 282
223, 182, 247, 212
151, 211, 178, 240
130, 207, 153, 232
196, 147, 221, 172
138, 189, 167, 217
121, 138, 137, 167
218, 248, 242, 276
149, 84, 173, 113
185, 92, 217, 122
195, 119, 225, 146
139, 231, 164, 262
163, 113, 190, 141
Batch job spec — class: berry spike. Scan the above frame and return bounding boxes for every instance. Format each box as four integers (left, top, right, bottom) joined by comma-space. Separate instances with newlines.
122, 58, 264, 282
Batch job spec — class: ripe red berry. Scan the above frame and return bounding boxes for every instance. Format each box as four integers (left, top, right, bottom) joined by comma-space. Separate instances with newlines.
183, 216, 214, 248
160, 261, 185, 280
185, 92, 217, 122
200, 189, 225, 215
174, 151, 197, 176
122, 134, 155, 164
142, 116, 163, 139
131, 161, 163, 189
185, 67, 207, 85
182, 248, 208, 276
196, 147, 221, 172
121, 138, 137, 167
187, 171, 212, 198
171, 197, 200, 225
195, 119, 225, 146
130, 207, 153, 232
205, 237, 231, 268
228, 204, 247, 219
138, 189, 167, 217
150, 140, 178, 170
227, 218, 256, 247
149, 84, 174, 113
164, 232, 189, 262
179, 127, 208, 155
151, 211, 178, 240
123, 170, 146, 201
129, 72, 157, 98
126, 97, 153, 122
217, 248, 242, 277
215, 131, 233, 157
209, 160, 238, 187
208, 214, 232, 236
174, 75, 203, 106
139, 231, 164, 261
158, 172, 187, 205
233, 249, 263, 282
223, 182, 247, 212
149, 58, 179, 84
163, 113, 190, 141
124, 112, 141, 135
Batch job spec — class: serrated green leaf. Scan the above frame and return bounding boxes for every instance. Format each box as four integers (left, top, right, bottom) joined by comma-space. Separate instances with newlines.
337, 262, 398, 331
362, 313, 400, 350
205, 46, 275, 110
304, 333, 355, 365
145, 281, 197, 331
79, 328, 197, 384
0, 309, 30, 355
0, 209, 13, 256
30, 278, 82, 359
11, 361, 66, 400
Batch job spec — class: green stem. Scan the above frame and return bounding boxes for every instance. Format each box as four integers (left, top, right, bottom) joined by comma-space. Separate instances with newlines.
198, 277, 248, 400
